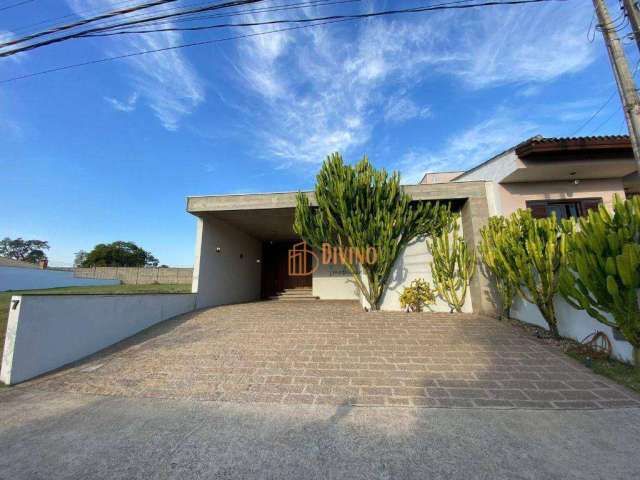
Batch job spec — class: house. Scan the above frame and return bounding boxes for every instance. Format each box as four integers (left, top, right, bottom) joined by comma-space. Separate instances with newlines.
424, 135, 637, 218
187, 135, 637, 316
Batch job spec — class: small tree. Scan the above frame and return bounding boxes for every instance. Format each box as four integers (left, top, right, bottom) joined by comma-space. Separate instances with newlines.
0, 237, 49, 263
73, 250, 88, 267
399, 279, 436, 312
294, 153, 450, 311
81, 241, 159, 267
427, 217, 476, 313
479, 216, 518, 319
560, 195, 640, 370
489, 210, 573, 339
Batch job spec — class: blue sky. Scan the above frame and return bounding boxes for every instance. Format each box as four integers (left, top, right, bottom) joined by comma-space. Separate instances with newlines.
0, 0, 634, 266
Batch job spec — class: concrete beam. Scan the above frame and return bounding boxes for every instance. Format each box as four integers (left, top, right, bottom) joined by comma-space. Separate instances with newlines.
186, 181, 490, 214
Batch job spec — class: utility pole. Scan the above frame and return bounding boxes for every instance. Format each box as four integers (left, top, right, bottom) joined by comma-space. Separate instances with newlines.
623, 0, 640, 53
594, 0, 640, 168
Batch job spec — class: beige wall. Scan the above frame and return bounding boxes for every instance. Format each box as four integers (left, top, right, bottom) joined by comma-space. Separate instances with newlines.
312, 260, 359, 300
192, 216, 262, 309
497, 178, 626, 216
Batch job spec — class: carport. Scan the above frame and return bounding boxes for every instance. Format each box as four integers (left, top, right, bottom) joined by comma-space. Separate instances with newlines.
186, 182, 496, 313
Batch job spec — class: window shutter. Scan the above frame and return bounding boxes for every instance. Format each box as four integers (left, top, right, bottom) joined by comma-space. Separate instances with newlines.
527, 203, 548, 219
580, 198, 602, 216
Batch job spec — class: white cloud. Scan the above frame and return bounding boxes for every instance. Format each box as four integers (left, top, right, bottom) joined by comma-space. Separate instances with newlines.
66, 0, 204, 131
104, 91, 139, 112
230, 1, 595, 167
397, 110, 539, 183
384, 95, 431, 124
441, 4, 595, 88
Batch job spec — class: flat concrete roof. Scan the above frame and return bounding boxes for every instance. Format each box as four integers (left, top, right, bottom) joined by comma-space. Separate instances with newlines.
186, 181, 489, 214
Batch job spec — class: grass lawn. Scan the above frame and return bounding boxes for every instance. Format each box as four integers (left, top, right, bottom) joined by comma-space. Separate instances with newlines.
566, 350, 640, 394
0, 284, 191, 367
508, 317, 640, 394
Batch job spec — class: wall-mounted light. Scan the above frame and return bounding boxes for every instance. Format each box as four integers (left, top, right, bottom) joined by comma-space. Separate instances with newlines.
256, 259, 261, 264
216, 247, 222, 253
569, 171, 579, 185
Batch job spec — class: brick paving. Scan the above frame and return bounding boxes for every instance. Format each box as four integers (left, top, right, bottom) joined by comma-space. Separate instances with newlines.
29, 301, 640, 409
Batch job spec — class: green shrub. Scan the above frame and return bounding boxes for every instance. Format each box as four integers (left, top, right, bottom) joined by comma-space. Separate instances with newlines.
479, 216, 518, 319
560, 195, 640, 369
294, 153, 450, 311
399, 279, 436, 312
427, 217, 476, 313
482, 209, 573, 339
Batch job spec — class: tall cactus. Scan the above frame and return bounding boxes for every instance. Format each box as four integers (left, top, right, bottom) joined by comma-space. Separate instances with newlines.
427, 216, 476, 313
560, 195, 640, 369
479, 216, 518, 319
488, 209, 573, 339
294, 153, 451, 311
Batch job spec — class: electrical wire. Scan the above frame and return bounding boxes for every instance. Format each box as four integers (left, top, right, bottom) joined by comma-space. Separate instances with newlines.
0, 0, 567, 83
0, 0, 183, 49
570, 60, 640, 137
0, 0, 565, 57
0, 0, 34, 13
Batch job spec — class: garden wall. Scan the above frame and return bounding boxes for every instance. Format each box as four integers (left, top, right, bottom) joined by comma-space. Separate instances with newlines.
1, 293, 197, 385
0, 266, 119, 292
74, 267, 193, 285
360, 234, 473, 313
511, 296, 635, 364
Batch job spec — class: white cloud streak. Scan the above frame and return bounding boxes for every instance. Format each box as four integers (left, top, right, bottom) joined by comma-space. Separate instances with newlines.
104, 91, 139, 112
66, 0, 204, 131
397, 110, 539, 183
230, 1, 596, 167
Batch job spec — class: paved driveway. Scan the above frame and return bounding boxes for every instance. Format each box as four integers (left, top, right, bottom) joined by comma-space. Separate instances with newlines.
2, 301, 640, 479
26, 301, 640, 409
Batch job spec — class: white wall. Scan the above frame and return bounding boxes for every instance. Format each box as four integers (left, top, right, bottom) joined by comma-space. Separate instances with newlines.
1, 293, 196, 385
357, 234, 473, 312
312, 261, 359, 300
455, 149, 520, 183
511, 296, 635, 364
0, 266, 119, 292
192, 216, 262, 308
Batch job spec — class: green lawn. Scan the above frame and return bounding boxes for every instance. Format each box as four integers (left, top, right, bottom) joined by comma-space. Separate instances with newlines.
566, 350, 640, 394
0, 284, 191, 364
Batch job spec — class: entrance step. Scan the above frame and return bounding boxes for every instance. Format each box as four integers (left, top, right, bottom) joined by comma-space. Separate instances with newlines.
269, 288, 319, 301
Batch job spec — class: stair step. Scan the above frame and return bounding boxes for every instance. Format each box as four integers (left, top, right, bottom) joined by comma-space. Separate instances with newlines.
269, 288, 318, 301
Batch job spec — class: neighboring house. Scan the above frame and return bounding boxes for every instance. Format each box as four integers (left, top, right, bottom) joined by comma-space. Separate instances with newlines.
424, 135, 637, 218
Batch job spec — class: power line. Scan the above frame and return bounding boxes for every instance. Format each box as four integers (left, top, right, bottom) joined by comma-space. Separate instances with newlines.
569, 59, 640, 136
88, 0, 361, 31
0, 0, 197, 39
0, 0, 266, 52
0, 0, 565, 57
589, 105, 622, 133
0, 0, 34, 12
569, 92, 617, 136
90, 0, 477, 36
0, 0, 567, 83
0, 0, 183, 50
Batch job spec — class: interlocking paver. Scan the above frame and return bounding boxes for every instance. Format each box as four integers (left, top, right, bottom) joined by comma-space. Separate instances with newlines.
26, 300, 640, 410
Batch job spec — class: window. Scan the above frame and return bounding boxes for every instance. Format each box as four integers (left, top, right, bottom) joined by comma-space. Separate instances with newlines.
526, 198, 602, 219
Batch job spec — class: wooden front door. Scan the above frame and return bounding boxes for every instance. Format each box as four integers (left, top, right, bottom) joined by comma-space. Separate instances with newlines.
261, 241, 312, 298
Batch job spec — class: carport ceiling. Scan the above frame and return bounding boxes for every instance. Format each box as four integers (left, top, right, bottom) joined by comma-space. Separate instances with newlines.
207, 208, 297, 241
